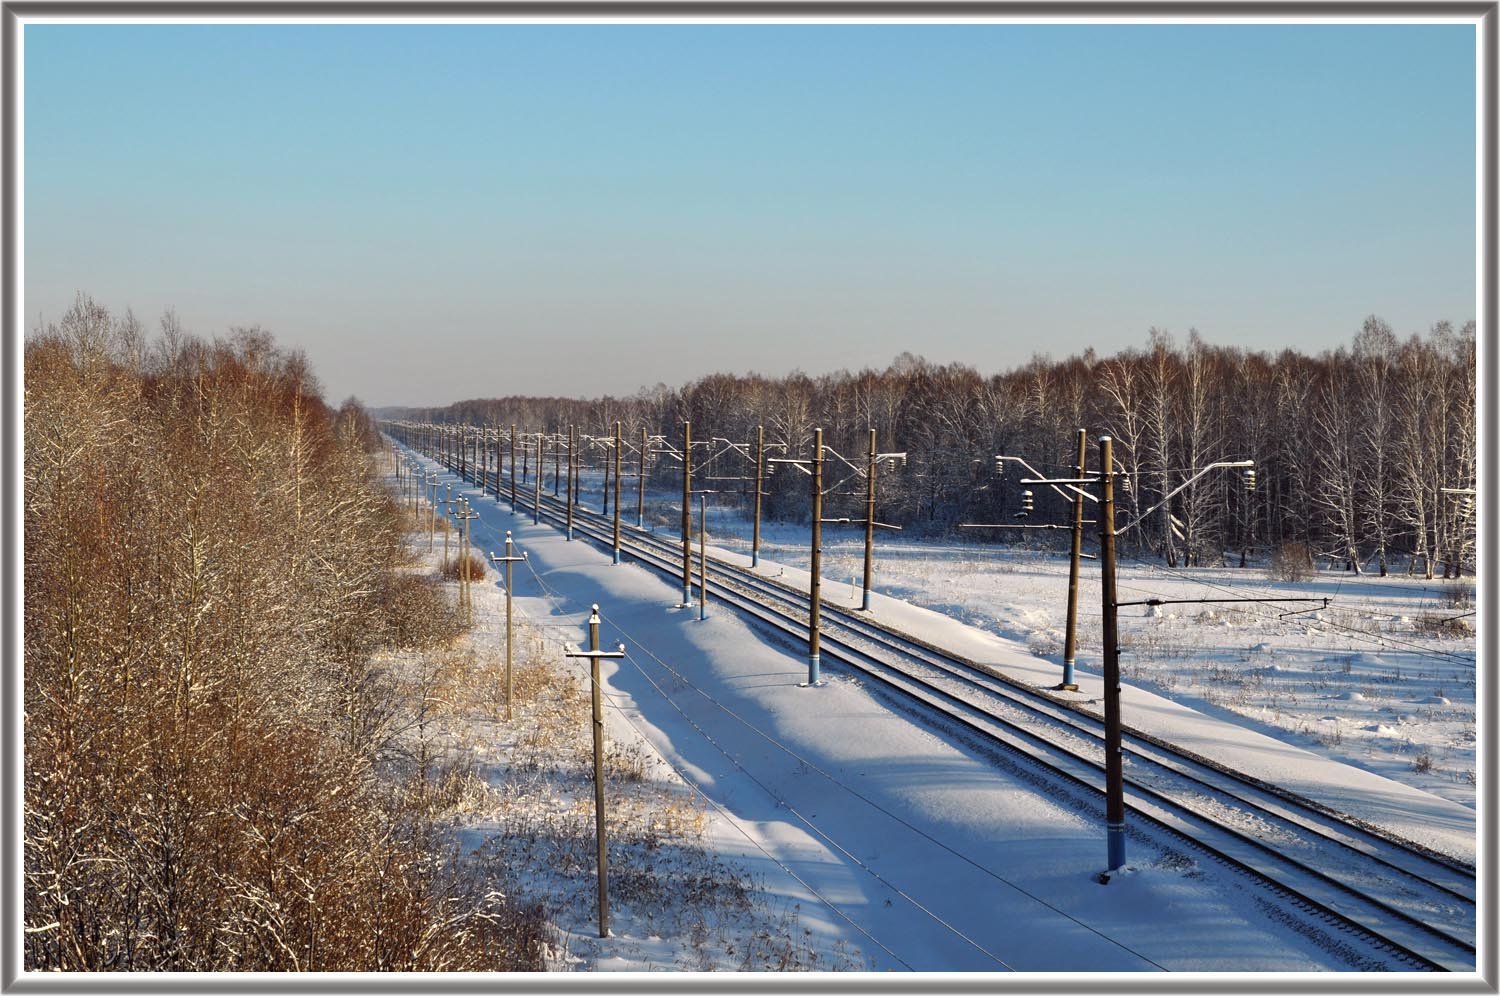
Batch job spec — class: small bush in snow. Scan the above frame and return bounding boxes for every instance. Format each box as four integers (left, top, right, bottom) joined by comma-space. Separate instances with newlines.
1267, 542, 1316, 583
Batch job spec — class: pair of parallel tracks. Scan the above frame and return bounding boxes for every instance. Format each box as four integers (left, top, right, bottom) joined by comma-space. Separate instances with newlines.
415, 448, 1477, 972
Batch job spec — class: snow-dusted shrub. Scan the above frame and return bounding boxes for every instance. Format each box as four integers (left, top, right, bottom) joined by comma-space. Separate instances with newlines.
22, 302, 537, 971
441, 551, 488, 583
1267, 542, 1316, 583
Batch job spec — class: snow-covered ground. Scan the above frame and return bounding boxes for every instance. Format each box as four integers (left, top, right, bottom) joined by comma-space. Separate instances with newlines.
706, 515, 1479, 815
402, 451, 1479, 973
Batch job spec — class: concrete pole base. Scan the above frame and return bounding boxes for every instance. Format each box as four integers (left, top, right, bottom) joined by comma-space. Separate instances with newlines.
1107, 822, 1126, 872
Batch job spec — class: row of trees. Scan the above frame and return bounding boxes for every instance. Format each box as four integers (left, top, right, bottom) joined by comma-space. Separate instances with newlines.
389, 317, 1475, 577
24, 298, 541, 970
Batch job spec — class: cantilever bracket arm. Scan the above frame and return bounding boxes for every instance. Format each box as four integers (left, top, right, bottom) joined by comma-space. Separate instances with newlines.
1112, 460, 1254, 537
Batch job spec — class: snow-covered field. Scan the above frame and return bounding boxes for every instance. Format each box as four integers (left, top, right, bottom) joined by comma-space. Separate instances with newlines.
709, 516, 1479, 813
401, 451, 1479, 973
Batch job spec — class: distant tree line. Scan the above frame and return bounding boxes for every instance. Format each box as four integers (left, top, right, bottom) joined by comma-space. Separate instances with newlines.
390, 317, 1475, 578
25, 297, 543, 970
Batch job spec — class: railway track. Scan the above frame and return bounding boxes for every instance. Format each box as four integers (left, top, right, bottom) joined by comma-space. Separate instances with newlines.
415, 446, 1478, 971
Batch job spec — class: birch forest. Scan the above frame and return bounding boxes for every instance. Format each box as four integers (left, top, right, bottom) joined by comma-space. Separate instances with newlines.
411, 318, 1476, 579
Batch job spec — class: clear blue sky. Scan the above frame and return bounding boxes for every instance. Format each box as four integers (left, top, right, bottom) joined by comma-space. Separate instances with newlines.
23, 22, 1476, 406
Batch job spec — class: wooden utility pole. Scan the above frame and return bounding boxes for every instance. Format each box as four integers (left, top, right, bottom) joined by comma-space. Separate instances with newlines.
458, 496, 468, 614
1099, 435, 1126, 873
563, 606, 626, 939
490, 533, 527, 722
443, 484, 452, 567
808, 428, 824, 686
1061, 428, 1087, 691
681, 421, 693, 607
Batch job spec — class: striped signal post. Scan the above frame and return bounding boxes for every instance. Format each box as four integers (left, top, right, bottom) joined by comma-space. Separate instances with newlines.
490, 533, 527, 722
563, 606, 626, 939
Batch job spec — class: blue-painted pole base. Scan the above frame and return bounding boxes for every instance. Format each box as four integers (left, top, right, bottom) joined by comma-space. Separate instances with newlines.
567, 527, 573, 541
801, 654, 822, 687
613, 549, 621, 565
682, 585, 693, 608
1056, 659, 1079, 692
1107, 822, 1126, 871
861, 590, 871, 611
751, 552, 759, 569
699, 599, 706, 622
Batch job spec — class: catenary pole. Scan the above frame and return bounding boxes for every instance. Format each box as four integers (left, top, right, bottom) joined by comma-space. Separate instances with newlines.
699, 492, 708, 621
753, 425, 764, 569
1100, 435, 1126, 872
862, 428, 876, 611
638, 426, 648, 530
681, 421, 693, 607
807, 428, 823, 685
566, 425, 576, 541
1061, 428, 1087, 691
613, 421, 623, 564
